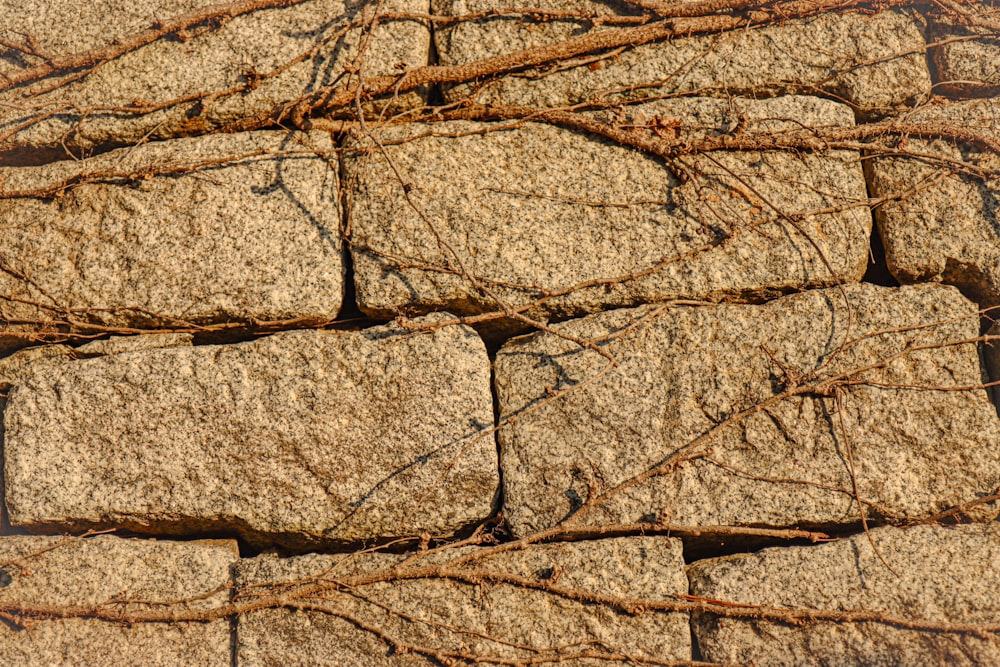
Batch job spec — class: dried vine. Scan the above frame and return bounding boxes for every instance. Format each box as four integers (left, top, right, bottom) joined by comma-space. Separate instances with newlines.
1, 0, 999, 664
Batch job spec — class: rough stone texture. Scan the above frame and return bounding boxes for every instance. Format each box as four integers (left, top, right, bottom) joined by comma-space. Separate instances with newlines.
0, 130, 343, 352
0, 334, 194, 392
930, 3, 1000, 96
866, 98, 1000, 306
236, 537, 689, 665
0, 534, 235, 666
688, 524, 1000, 666
495, 283, 1000, 538
0, 334, 192, 532
433, 2, 930, 115
3, 317, 498, 548
0, 0, 430, 158
348, 96, 871, 327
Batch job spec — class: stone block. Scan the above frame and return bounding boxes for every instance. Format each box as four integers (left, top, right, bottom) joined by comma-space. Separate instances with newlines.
495, 283, 1000, 538
930, 3, 1000, 95
0, 0, 430, 157
0, 130, 343, 352
689, 524, 1000, 666
866, 98, 1000, 306
0, 334, 193, 532
0, 534, 235, 666
236, 537, 689, 665
347, 96, 871, 329
4, 318, 498, 548
433, 2, 930, 115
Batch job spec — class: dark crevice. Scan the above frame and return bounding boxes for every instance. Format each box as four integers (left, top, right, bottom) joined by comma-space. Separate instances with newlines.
6, 520, 256, 553
189, 328, 271, 348
488, 346, 506, 533
337, 135, 358, 321
680, 530, 839, 564
862, 211, 900, 288
0, 131, 147, 166
529, 520, 880, 565
690, 619, 703, 662
336, 253, 366, 327
334, 118, 390, 337
0, 120, 313, 169
237, 538, 263, 559
229, 587, 240, 667
979, 310, 1000, 418
0, 145, 97, 168
426, 17, 446, 107
7, 517, 496, 557
923, 15, 948, 97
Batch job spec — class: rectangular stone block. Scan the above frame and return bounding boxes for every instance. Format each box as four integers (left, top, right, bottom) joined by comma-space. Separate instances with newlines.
3, 318, 498, 548
495, 283, 1000, 538
0, 534, 235, 666
0, 130, 343, 352
688, 524, 1000, 666
348, 96, 871, 329
236, 537, 690, 665
0, 334, 192, 532
866, 98, 1000, 306
0, 0, 430, 157
930, 4, 1000, 95
433, 2, 930, 115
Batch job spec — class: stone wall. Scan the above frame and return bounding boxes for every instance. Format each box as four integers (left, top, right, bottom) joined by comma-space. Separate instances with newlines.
1, 1, 999, 664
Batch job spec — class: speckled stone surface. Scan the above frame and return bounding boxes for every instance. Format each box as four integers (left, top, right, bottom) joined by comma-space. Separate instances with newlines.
0, 334, 194, 392
0, 334, 193, 532
0, 0, 429, 156
433, 2, 930, 114
347, 96, 870, 327
0, 130, 343, 352
867, 98, 1000, 305
495, 283, 1000, 538
3, 318, 498, 547
0, 535, 235, 666
930, 3, 1000, 95
236, 537, 689, 665
688, 524, 1000, 666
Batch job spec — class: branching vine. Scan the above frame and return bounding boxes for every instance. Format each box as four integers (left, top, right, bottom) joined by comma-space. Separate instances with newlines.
1, 0, 999, 664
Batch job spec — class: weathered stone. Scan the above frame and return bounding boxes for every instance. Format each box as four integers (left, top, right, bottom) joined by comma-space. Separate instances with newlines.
930, 4, 1000, 95
0, 130, 343, 352
348, 96, 871, 329
0, 0, 429, 157
0, 534, 235, 666
4, 317, 498, 548
433, 2, 930, 115
236, 537, 689, 665
688, 524, 1000, 666
495, 283, 1000, 538
866, 98, 1000, 306
0, 334, 192, 532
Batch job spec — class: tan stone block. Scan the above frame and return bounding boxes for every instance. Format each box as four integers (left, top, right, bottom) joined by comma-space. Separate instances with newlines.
4, 318, 498, 548
0, 0, 430, 157
0, 130, 343, 351
689, 525, 1000, 666
348, 96, 871, 330
236, 537, 689, 665
0, 535, 235, 666
495, 283, 1000, 538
